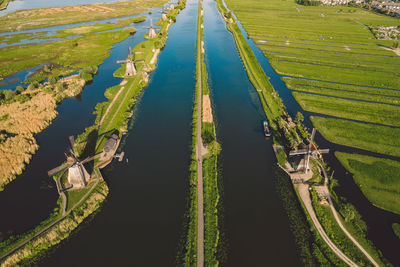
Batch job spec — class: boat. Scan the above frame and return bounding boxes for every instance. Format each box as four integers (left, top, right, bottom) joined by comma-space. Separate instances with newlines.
263, 120, 271, 137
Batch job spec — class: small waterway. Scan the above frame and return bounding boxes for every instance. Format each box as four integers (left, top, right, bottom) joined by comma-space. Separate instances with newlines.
227, 3, 400, 264
40, 0, 198, 265
202, 0, 300, 265
0, 7, 165, 241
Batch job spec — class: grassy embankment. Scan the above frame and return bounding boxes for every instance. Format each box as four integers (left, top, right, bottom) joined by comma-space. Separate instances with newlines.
336, 152, 400, 215
219, 0, 390, 264
225, 0, 400, 229
0, 3, 186, 264
0, 0, 168, 32
198, 5, 222, 266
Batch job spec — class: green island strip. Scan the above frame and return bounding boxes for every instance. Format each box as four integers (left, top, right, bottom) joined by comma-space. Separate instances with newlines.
180, 2, 201, 265
284, 77, 400, 106
335, 152, 400, 216
198, 5, 222, 266
393, 223, 400, 239
293, 92, 400, 127
216, 0, 389, 265
311, 116, 400, 158
0, 2, 187, 264
0, 0, 168, 33
47, 16, 146, 39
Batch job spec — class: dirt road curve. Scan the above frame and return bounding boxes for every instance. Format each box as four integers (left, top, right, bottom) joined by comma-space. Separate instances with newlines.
297, 184, 358, 267
196, 0, 204, 266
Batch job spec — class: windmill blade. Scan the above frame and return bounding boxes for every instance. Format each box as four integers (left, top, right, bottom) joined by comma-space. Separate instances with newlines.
80, 154, 98, 164
68, 136, 76, 153
48, 162, 73, 177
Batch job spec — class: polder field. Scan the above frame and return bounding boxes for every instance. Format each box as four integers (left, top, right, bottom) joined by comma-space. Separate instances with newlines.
225, 0, 400, 216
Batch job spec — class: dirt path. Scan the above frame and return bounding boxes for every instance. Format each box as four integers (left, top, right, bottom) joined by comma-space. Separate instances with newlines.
202, 94, 213, 123
317, 162, 379, 267
297, 184, 358, 267
99, 86, 126, 125
196, 1, 204, 266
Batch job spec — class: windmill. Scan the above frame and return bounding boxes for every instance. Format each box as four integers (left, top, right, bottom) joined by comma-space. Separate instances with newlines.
143, 18, 158, 39
48, 136, 97, 189
289, 128, 329, 173
116, 47, 144, 76
160, 10, 168, 21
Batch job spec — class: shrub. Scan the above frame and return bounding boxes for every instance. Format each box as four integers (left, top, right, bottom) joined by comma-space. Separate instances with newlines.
57, 82, 66, 92
48, 76, 58, 85
15, 86, 24, 94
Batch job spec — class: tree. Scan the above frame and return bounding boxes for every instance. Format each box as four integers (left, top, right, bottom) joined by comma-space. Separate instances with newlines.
295, 111, 304, 122
57, 82, 67, 92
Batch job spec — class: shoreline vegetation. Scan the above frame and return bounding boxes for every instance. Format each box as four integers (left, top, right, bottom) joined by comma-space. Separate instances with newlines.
0, 1, 187, 264
215, 0, 389, 265
0, 0, 167, 32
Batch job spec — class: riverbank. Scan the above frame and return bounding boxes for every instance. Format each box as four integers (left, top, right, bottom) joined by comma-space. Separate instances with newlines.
0, 2, 187, 264
214, 0, 389, 265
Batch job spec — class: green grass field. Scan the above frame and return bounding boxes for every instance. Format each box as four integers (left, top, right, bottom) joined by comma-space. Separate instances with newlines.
311, 116, 400, 157
336, 152, 400, 215
0, 30, 131, 79
293, 92, 400, 127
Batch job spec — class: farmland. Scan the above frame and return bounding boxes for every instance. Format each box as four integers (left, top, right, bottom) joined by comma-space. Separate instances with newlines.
225, 0, 400, 222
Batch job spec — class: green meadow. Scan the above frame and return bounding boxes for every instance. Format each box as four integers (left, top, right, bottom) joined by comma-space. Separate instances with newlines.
336, 152, 400, 215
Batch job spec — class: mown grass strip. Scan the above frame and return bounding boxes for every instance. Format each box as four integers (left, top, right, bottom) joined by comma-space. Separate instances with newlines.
293, 92, 400, 127
311, 116, 400, 157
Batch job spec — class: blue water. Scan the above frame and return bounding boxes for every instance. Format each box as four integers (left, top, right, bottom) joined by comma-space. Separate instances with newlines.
202, 0, 300, 265
0, 6, 165, 242
40, 0, 198, 265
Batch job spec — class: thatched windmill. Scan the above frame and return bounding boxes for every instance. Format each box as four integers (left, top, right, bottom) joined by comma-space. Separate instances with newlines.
48, 136, 96, 189
143, 18, 158, 39
289, 128, 329, 173
116, 47, 144, 76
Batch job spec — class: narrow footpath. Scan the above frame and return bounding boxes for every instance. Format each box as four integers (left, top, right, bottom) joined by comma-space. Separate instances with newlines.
196, 0, 204, 266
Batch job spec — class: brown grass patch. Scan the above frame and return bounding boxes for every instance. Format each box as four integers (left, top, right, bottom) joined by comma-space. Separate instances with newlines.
202, 94, 213, 123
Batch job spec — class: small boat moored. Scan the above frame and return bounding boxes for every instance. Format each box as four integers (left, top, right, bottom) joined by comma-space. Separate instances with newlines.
263, 120, 271, 137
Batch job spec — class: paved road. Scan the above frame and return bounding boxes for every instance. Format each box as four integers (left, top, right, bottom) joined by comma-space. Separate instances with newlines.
317, 162, 379, 267
196, 1, 204, 266
297, 184, 358, 267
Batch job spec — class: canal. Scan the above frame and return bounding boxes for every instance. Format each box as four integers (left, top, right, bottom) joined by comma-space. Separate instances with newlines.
0, 8, 164, 242
40, 0, 198, 265
202, 0, 300, 265
226, 3, 400, 264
